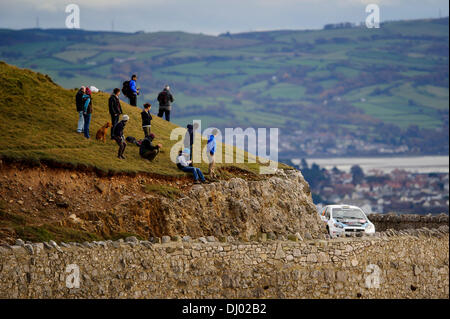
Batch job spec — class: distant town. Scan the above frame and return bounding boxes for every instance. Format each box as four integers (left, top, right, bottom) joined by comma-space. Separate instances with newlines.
279, 124, 448, 158
280, 130, 410, 157
288, 159, 449, 215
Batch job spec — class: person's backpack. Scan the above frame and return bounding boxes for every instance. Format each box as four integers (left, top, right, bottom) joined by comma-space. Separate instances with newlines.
126, 136, 142, 146
159, 91, 170, 105
75, 90, 84, 111
122, 81, 131, 97
85, 96, 93, 114
126, 136, 136, 144
80, 95, 91, 113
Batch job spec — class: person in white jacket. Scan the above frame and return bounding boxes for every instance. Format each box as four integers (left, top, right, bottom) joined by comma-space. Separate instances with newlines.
176, 150, 206, 184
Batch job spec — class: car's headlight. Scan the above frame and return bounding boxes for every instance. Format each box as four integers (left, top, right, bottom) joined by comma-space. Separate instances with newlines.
334, 223, 344, 229
365, 224, 375, 232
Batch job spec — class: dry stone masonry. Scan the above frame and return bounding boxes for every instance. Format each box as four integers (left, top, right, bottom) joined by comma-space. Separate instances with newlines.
0, 226, 448, 299
1, 163, 448, 298
368, 212, 449, 232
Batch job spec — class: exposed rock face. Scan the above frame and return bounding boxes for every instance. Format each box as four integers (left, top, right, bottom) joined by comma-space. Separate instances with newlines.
0, 164, 325, 242
113, 170, 325, 239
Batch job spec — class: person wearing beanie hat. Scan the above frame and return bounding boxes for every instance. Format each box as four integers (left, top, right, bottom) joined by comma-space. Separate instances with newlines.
141, 103, 152, 138
113, 114, 129, 159
139, 132, 162, 162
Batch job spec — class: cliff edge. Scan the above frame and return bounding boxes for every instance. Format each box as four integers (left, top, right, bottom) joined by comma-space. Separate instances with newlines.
0, 162, 326, 243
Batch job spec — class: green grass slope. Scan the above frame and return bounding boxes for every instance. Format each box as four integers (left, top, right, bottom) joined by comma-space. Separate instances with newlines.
0, 62, 278, 177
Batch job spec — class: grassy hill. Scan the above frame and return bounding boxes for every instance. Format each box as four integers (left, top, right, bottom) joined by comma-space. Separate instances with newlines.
0, 62, 278, 177
0, 18, 448, 157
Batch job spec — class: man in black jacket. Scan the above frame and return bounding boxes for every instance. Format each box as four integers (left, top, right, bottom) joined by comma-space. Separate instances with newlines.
139, 133, 162, 162
109, 88, 122, 139
113, 114, 129, 159
183, 122, 199, 161
75, 86, 85, 133
157, 85, 174, 122
141, 103, 152, 138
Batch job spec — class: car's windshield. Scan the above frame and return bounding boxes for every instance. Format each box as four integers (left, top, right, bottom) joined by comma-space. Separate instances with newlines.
332, 208, 366, 220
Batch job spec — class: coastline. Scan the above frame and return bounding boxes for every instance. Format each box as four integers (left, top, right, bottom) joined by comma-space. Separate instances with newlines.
292, 155, 450, 174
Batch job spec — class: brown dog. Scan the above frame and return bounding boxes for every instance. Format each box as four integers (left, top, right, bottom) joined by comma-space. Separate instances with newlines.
95, 122, 112, 143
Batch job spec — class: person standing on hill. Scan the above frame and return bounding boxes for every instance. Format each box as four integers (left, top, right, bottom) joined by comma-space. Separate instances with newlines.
128, 75, 139, 106
113, 114, 129, 159
207, 129, 219, 178
141, 103, 152, 138
157, 85, 174, 122
109, 88, 122, 139
75, 86, 85, 134
82, 87, 93, 139
184, 122, 199, 161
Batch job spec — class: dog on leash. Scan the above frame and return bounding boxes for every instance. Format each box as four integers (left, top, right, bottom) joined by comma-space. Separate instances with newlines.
95, 122, 112, 143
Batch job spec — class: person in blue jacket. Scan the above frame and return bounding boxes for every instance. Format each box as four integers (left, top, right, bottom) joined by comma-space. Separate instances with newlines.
82, 87, 92, 139
207, 129, 219, 177
129, 75, 139, 106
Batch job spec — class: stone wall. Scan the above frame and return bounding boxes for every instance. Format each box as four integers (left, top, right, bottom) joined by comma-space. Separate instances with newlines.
368, 213, 449, 232
1, 226, 448, 299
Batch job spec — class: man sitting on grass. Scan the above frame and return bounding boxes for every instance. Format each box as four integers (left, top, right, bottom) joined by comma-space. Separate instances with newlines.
176, 149, 206, 184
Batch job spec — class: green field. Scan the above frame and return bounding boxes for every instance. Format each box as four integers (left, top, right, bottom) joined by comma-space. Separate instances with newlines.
0, 18, 448, 156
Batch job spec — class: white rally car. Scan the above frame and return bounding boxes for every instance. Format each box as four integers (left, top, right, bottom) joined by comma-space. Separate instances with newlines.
320, 205, 375, 238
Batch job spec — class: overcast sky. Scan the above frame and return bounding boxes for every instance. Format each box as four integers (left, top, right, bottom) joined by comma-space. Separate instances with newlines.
0, 0, 448, 35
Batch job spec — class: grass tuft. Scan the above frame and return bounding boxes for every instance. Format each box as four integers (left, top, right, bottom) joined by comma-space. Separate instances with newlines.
143, 184, 182, 200
13, 224, 102, 243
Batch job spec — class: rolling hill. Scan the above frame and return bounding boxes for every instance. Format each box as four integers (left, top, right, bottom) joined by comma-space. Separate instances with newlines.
0, 62, 293, 243
0, 61, 276, 177
0, 17, 448, 158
